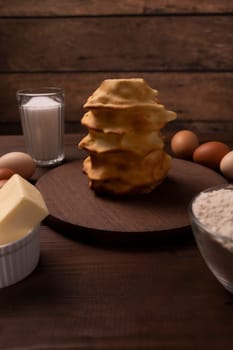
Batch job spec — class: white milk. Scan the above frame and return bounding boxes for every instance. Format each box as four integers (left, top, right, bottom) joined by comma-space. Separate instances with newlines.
21, 96, 64, 166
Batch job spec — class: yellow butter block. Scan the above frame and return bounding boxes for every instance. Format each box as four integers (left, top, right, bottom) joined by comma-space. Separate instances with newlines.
0, 174, 49, 245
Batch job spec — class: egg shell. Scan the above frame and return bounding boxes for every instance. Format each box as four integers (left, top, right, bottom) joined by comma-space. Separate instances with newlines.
0, 152, 36, 179
0, 167, 15, 180
170, 130, 199, 159
0, 179, 8, 189
193, 141, 230, 170
220, 150, 233, 180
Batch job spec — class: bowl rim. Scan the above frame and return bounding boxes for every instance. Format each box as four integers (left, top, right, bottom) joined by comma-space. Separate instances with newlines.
189, 183, 233, 242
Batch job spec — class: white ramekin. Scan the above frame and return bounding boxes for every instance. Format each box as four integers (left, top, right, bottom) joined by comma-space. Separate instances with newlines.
0, 226, 40, 288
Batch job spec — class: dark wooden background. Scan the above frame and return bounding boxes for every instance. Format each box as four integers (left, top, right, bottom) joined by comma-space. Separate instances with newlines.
0, 0, 232, 136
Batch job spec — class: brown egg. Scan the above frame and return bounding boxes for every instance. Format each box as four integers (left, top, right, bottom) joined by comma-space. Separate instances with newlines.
193, 141, 230, 170
220, 150, 233, 179
171, 130, 199, 159
0, 152, 36, 179
0, 167, 15, 180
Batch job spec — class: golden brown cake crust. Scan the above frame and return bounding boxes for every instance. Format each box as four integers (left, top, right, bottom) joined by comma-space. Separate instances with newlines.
79, 78, 176, 195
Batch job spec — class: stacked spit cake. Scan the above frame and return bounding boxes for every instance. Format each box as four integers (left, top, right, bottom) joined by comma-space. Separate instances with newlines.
79, 78, 176, 195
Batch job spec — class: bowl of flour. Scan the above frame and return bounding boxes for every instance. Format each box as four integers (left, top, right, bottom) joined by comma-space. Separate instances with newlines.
189, 184, 233, 294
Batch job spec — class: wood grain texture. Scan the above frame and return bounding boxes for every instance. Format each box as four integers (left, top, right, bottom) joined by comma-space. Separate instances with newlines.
0, 17, 232, 72
0, 0, 232, 16
1, 135, 233, 350
0, 72, 232, 125
1, 225, 233, 349
0, 2, 232, 134
36, 158, 226, 243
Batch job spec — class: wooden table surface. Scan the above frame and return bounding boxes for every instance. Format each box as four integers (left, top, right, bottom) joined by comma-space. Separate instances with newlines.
0, 134, 233, 350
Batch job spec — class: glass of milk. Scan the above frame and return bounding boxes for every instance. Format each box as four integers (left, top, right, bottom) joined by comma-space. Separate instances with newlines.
17, 87, 64, 167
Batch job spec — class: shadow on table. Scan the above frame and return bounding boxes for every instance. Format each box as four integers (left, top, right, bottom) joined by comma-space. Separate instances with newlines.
44, 214, 195, 253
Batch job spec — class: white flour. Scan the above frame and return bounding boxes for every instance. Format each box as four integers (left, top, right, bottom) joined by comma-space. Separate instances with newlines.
192, 186, 233, 250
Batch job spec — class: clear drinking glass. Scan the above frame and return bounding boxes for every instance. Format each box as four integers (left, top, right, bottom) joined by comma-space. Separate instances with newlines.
16, 87, 64, 167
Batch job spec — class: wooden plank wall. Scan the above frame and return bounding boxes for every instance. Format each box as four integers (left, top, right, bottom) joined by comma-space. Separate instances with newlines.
0, 0, 232, 135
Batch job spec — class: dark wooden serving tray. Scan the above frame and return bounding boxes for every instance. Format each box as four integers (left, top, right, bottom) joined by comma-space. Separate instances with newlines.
36, 158, 227, 242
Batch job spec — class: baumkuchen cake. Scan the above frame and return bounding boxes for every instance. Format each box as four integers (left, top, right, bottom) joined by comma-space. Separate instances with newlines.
79, 78, 176, 195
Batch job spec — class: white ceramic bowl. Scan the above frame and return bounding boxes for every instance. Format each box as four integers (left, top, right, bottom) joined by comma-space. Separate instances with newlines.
0, 226, 40, 288
189, 184, 233, 294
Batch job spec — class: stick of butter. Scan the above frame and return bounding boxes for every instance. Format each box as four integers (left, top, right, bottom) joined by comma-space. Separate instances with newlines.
0, 174, 49, 245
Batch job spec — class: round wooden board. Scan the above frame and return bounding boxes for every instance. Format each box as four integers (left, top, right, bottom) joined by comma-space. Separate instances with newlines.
36, 158, 227, 242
